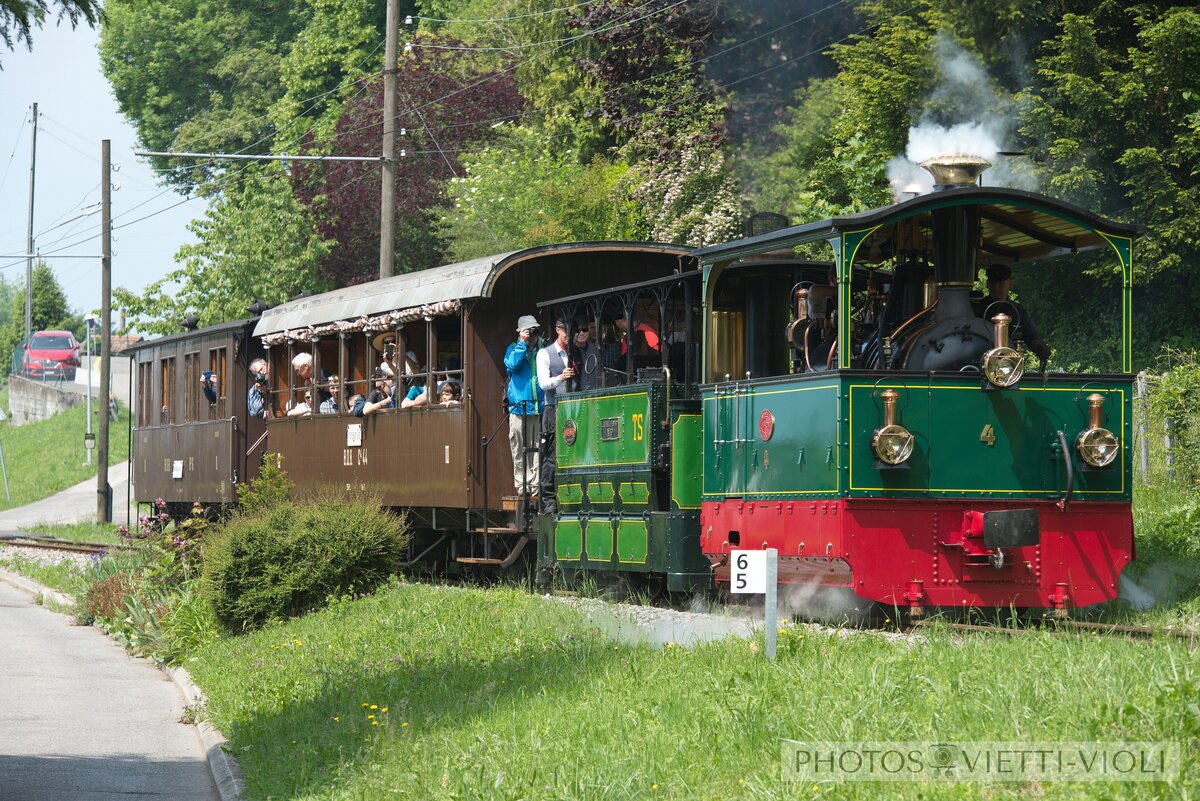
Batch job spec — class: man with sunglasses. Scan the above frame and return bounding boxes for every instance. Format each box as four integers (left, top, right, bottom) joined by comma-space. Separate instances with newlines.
570, 318, 599, 391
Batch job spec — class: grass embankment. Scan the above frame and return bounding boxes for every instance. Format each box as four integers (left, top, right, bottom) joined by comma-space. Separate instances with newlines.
0, 387, 130, 510
189, 581, 1197, 801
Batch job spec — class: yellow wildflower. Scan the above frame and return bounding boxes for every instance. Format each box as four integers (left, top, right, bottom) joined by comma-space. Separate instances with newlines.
370, 704, 378, 709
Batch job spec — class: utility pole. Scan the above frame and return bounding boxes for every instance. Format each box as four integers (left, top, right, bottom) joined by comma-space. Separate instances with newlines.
97, 140, 112, 523
25, 102, 37, 343
379, 0, 399, 279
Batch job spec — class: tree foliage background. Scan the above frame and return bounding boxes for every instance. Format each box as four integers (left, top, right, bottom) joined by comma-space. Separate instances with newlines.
100, 0, 1200, 368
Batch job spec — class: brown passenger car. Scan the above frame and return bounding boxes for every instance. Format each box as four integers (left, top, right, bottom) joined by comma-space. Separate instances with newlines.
127, 318, 267, 511
254, 243, 695, 548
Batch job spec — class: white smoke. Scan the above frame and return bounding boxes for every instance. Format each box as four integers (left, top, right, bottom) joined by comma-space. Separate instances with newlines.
888, 31, 1039, 199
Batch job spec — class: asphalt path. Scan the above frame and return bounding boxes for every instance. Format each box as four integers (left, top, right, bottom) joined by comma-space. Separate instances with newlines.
0, 462, 133, 529
0, 580, 218, 801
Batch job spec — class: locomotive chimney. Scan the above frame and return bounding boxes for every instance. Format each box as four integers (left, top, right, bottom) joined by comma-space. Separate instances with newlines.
920, 154, 989, 320
920, 154, 991, 191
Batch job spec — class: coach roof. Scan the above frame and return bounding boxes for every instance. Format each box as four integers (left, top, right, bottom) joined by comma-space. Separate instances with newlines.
253, 242, 692, 338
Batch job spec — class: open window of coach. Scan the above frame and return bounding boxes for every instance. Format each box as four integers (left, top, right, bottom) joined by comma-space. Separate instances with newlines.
260, 306, 466, 418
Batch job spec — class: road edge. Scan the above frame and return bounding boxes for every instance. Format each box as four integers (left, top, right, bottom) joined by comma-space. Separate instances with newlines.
0, 566, 244, 801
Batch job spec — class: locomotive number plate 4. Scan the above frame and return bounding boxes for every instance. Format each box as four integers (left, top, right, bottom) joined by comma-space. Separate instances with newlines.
600, 417, 620, 441
980, 424, 996, 447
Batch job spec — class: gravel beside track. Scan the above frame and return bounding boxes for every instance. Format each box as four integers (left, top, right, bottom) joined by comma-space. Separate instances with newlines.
546, 594, 918, 646
0, 542, 97, 570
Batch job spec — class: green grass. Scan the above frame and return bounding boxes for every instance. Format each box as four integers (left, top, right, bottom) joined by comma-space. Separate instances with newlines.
188, 581, 1199, 801
0, 388, 130, 510
0, 551, 91, 597
24, 521, 125, 545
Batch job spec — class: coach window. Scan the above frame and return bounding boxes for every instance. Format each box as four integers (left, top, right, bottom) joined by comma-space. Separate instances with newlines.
183, 352, 199, 422
138, 361, 153, 427
393, 323, 427, 396
208, 347, 227, 418
159, 356, 176, 424
433, 314, 463, 399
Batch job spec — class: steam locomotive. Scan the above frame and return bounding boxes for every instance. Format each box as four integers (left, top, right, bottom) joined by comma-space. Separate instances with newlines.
128, 154, 1138, 614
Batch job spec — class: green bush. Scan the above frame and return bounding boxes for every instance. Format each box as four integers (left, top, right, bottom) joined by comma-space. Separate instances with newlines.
200, 489, 409, 631
237, 453, 294, 513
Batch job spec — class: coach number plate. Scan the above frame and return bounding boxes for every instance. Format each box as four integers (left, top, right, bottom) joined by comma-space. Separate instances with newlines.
600, 417, 620, 441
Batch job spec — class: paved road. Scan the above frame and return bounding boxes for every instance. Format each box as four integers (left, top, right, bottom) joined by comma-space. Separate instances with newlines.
0, 462, 133, 528
71, 356, 133, 407
0, 580, 217, 801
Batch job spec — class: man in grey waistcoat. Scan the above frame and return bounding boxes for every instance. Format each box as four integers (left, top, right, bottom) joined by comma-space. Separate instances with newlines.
536, 318, 576, 514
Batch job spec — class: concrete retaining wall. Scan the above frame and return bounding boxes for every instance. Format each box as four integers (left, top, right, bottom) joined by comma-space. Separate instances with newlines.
6, 374, 87, 426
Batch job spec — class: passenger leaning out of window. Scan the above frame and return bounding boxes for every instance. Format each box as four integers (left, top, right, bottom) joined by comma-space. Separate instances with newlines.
358, 368, 394, 416
247, 358, 271, 418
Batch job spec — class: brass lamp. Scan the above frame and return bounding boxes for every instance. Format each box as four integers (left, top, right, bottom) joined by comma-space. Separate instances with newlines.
981, 312, 1025, 388
1076, 393, 1120, 468
872, 389, 915, 465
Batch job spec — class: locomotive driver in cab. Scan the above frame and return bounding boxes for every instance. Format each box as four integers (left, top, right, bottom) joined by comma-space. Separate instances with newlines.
537, 318, 577, 514
976, 263, 1052, 365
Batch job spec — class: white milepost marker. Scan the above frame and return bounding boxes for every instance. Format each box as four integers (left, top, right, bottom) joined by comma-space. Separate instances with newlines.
731, 548, 779, 660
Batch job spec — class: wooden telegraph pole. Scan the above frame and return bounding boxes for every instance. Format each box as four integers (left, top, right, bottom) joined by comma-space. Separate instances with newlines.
379, 0, 399, 279
97, 139, 112, 523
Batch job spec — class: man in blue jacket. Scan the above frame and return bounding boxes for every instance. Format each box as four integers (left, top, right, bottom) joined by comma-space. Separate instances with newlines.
505, 315, 544, 496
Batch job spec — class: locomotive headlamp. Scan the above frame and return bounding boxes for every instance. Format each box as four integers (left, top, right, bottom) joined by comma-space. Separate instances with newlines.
1076, 393, 1120, 468
872, 389, 914, 465
981, 312, 1024, 388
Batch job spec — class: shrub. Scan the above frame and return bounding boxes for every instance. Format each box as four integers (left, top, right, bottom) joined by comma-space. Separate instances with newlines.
200, 489, 409, 631
237, 454, 294, 513
84, 572, 137, 621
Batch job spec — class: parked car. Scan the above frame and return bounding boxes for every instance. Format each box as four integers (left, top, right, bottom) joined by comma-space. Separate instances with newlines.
22, 330, 81, 380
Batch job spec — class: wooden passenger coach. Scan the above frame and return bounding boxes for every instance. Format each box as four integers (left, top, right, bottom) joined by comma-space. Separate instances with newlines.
126, 318, 267, 510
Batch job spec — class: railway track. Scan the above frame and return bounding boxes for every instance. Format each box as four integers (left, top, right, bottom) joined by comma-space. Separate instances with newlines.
909, 617, 1198, 646
0, 534, 132, 556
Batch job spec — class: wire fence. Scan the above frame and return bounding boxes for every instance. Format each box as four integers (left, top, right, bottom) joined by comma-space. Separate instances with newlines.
1134, 371, 1195, 487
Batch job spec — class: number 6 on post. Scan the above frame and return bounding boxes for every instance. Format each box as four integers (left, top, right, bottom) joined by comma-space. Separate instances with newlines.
729, 550, 766, 594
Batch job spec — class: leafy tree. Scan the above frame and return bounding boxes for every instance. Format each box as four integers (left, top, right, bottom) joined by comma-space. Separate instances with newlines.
114, 165, 333, 334
291, 37, 523, 283
99, 0, 303, 192
1018, 3, 1200, 364
268, 0, 388, 145
0, 0, 98, 62
440, 123, 644, 259
572, 0, 741, 245
0, 261, 81, 374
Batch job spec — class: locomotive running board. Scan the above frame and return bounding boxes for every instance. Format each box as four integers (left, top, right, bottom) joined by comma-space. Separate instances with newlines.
454, 535, 534, 570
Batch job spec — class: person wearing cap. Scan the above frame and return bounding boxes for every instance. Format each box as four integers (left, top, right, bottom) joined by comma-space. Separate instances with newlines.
978, 264, 1051, 364
536, 319, 578, 513
360, 368, 394, 415
372, 331, 421, 384
504, 315, 545, 496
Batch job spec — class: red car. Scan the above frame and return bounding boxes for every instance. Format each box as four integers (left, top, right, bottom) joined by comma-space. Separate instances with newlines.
22, 330, 81, 380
